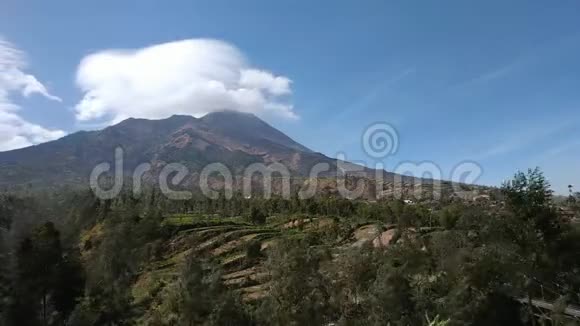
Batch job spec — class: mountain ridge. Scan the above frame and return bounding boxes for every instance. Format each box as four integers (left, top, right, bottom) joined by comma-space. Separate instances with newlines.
0, 111, 376, 189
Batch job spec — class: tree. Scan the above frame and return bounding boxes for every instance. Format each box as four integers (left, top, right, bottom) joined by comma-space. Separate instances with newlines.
207, 293, 253, 326
51, 251, 85, 323
502, 168, 560, 242
156, 254, 251, 326
179, 255, 219, 325
245, 240, 263, 261
258, 239, 332, 325
9, 222, 84, 326
438, 203, 464, 230
0, 231, 11, 326
501, 168, 564, 325
248, 206, 266, 225
17, 222, 62, 325
568, 185, 579, 210
330, 245, 382, 324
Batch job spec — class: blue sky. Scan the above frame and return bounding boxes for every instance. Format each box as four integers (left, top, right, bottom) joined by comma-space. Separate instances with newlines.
1, 0, 579, 193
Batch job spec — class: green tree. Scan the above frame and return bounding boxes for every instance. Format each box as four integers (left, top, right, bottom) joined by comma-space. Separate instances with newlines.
438, 203, 464, 230
10, 222, 84, 326
245, 240, 263, 261
248, 206, 266, 225
502, 168, 559, 241
258, 239, 332, 325
330, 245, 382, 324
157, 254, 251, 326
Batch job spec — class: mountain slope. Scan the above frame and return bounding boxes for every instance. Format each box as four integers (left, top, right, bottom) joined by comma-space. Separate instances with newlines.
200, 111, 312, 153
0, 111, 365, 188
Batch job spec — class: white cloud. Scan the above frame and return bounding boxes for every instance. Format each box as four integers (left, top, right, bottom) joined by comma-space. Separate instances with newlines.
239, 69, 291, 96
0, 37, 65, 151
74, 39, 297, 124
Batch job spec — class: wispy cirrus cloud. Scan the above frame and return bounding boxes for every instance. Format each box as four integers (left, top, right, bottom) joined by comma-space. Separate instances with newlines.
455, 34, 580, 91
0, 37, 65, 151
474, 118, 578, 161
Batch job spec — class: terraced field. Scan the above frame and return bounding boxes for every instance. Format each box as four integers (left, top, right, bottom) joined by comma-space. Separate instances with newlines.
122, 214, 276, 322
78, 212, 418, 323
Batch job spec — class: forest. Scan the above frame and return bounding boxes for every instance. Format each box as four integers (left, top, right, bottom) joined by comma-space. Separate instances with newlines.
0, 168, 579, 325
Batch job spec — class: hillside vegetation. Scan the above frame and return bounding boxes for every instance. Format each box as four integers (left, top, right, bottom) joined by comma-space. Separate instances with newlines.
1, 168, 579, 325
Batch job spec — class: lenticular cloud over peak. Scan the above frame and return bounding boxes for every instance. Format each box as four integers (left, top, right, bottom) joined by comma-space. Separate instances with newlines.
74, 39, 297, 124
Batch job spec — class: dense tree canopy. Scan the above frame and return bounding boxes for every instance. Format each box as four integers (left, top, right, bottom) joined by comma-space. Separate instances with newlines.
0, 168, 579, 325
